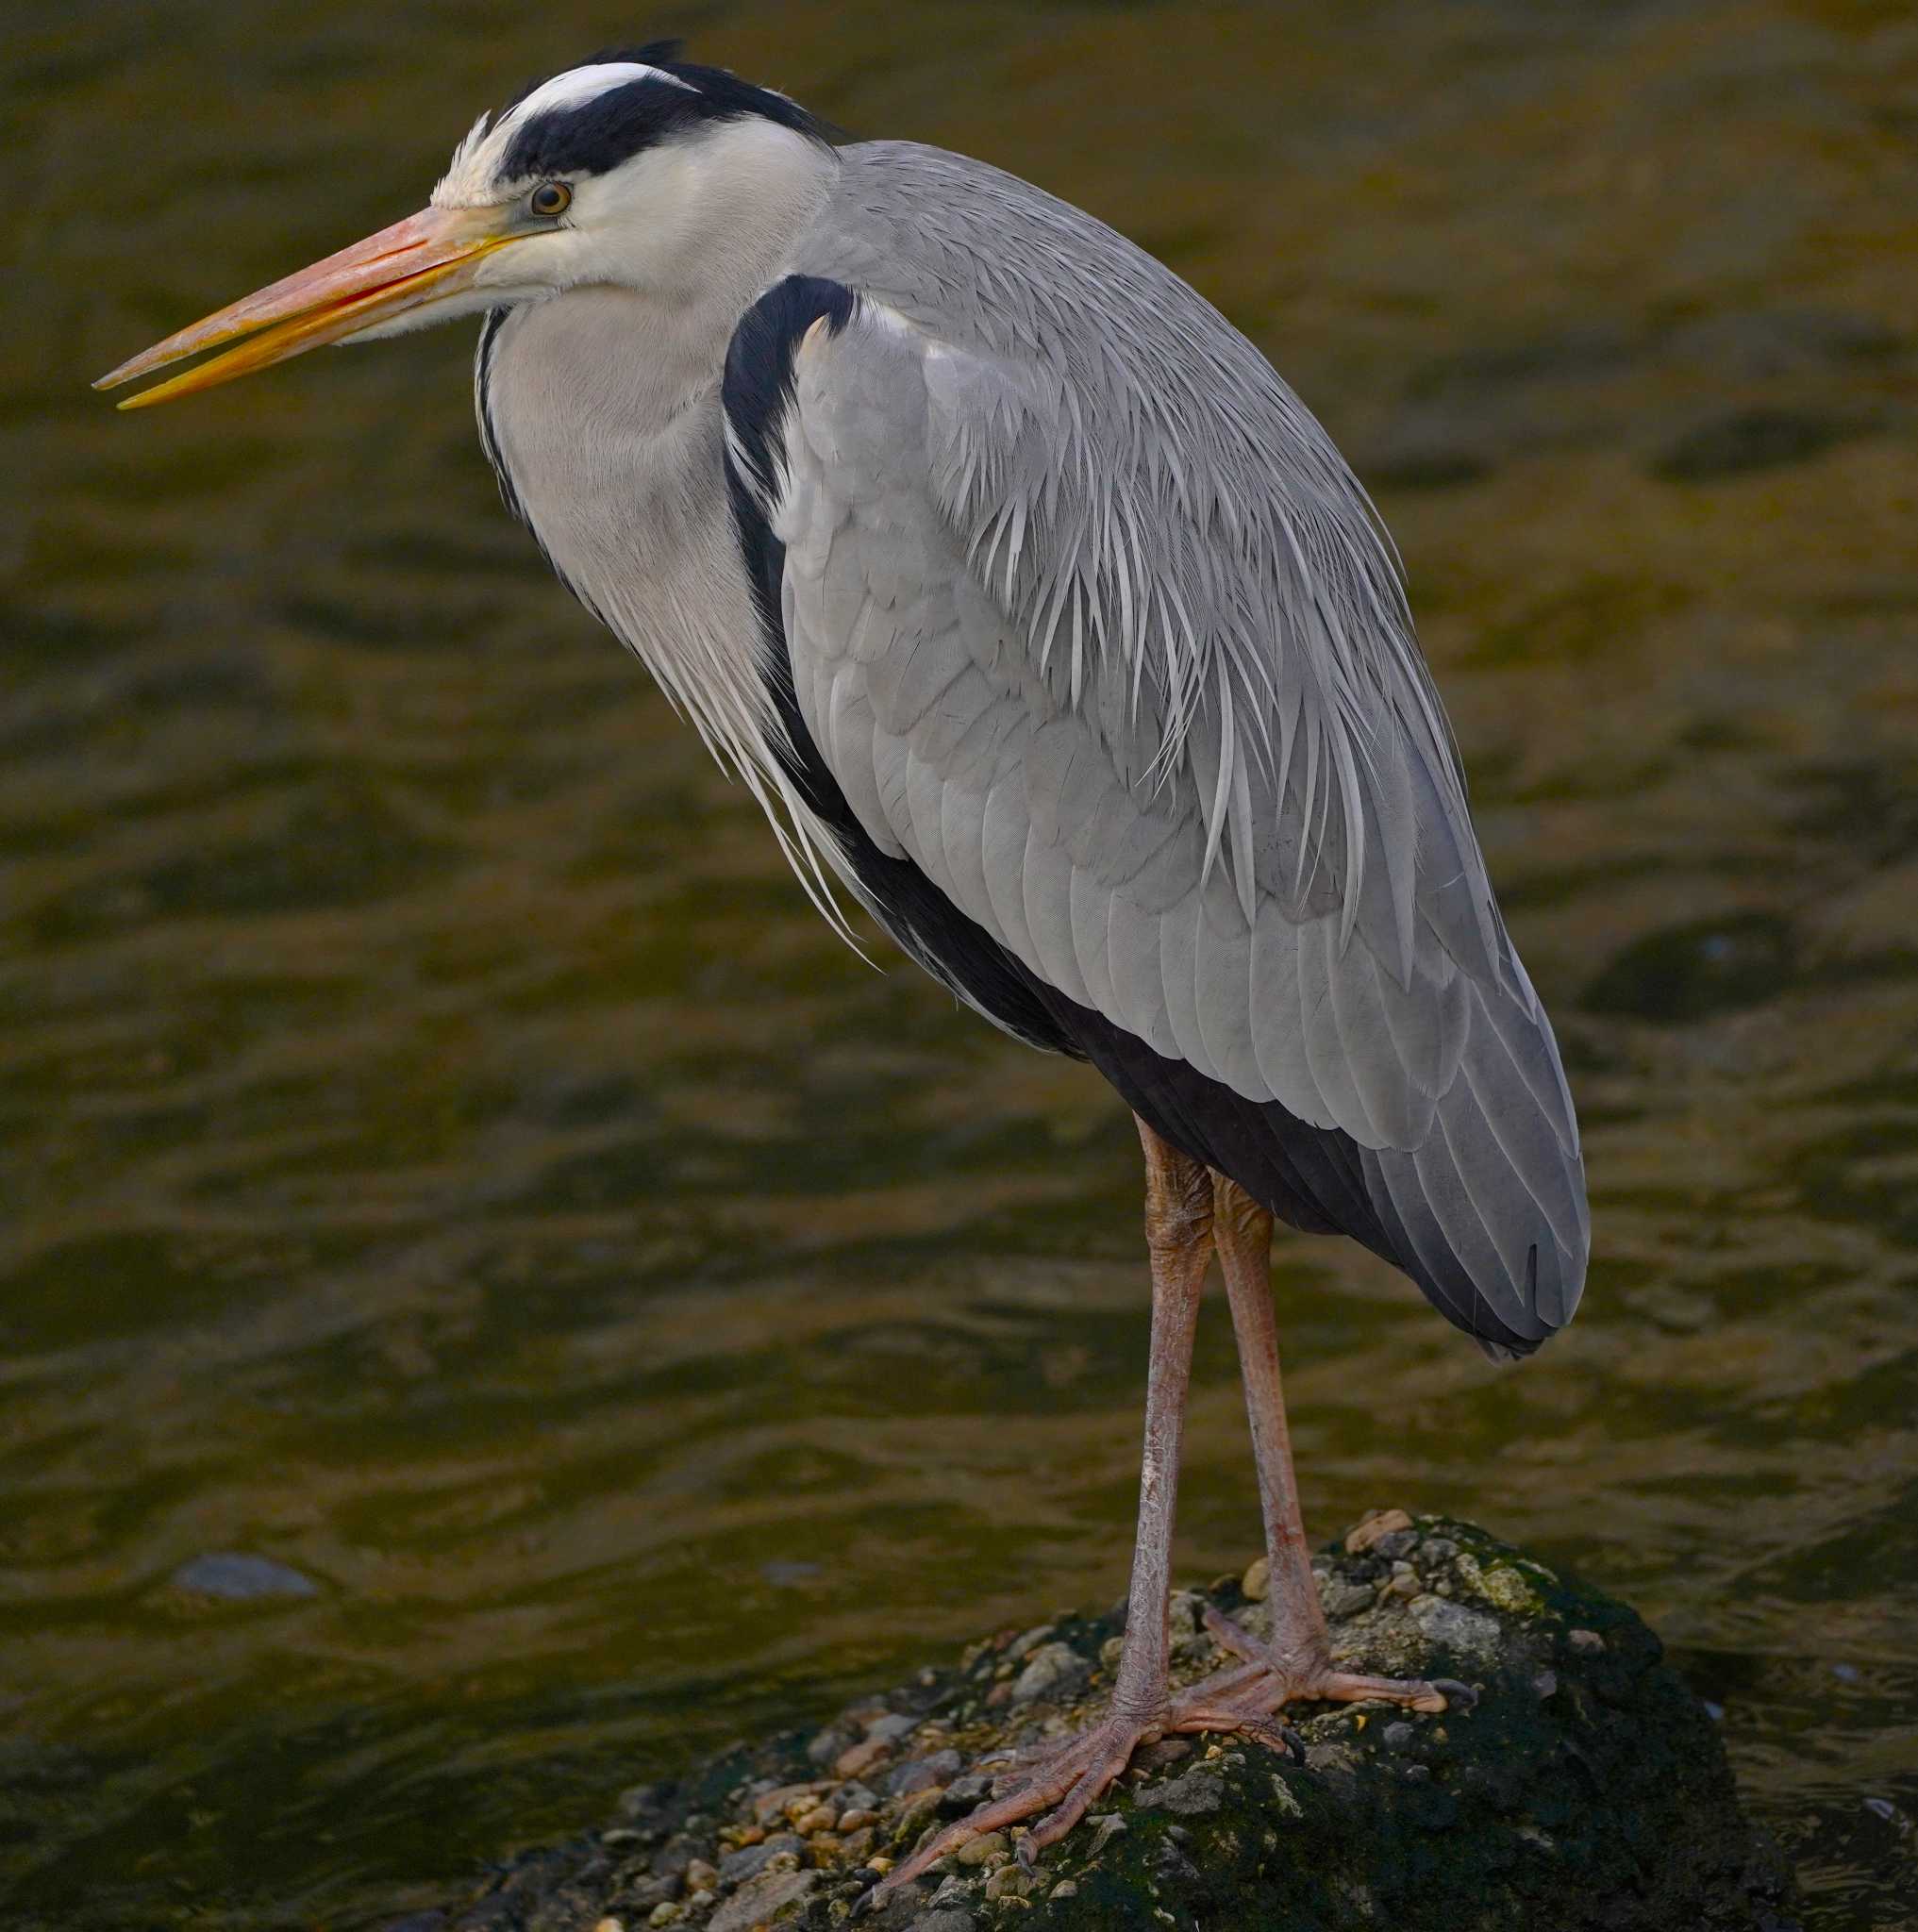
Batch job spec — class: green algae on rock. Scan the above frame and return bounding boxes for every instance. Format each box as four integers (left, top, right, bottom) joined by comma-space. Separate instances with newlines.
413, 1519, 1798, 1932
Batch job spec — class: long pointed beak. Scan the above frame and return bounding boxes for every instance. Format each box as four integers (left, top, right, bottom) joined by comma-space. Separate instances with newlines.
94, 204, 516, 410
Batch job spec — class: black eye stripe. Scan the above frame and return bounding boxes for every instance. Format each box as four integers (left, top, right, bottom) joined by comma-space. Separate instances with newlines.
495, 62, 830, 184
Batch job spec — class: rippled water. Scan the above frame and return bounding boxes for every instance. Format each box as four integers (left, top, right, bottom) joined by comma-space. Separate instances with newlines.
5, 3, 1916, 1926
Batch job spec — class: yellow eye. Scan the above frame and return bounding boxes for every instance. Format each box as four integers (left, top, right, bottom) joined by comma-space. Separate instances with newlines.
528, 181, 572, 219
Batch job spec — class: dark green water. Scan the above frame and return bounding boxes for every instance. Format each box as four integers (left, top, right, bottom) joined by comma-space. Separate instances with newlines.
5, 3, 1916, 1925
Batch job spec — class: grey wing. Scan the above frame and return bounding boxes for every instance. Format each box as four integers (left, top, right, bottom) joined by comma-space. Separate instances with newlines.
751, 291, 1587, 1353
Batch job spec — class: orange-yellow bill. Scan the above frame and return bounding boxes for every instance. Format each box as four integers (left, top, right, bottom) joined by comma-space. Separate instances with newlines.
94, 205, 513, 410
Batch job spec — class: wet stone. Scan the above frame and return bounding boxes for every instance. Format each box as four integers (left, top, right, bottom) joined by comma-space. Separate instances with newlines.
168, 1552, 319, 1600
1409, 1593, 1504, 1662
1003, 1624, 1055, 1662
1322, 1577, 1376, 1619
1009, 1641, 1091, 1707
887, 1748, 961, 1796
651, 1835, 703, 1881
707, 1869, 814, 1932
1345, 1508, 1415, 1554
420, 1516, 1798, 1932
806, 1724, 858, 1768
833, 1738, 890, 1780
1134, 1763, 1226, 1817
716, 1833, 799, 1886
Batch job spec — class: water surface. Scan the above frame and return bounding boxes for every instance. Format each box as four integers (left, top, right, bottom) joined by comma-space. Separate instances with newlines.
4, 3, 1916, 1926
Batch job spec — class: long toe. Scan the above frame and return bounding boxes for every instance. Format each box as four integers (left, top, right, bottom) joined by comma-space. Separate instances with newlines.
866, 1708, 1166, 1904
1164, 1657, 1456, 1733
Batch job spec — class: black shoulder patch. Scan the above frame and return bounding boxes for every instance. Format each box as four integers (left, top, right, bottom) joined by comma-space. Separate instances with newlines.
722, 276, 859, 508
718, 277, 1078, 1058
498, 50, 833, 183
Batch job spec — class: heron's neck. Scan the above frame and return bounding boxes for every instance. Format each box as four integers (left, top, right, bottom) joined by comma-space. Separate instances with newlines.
475, 140, 836, 814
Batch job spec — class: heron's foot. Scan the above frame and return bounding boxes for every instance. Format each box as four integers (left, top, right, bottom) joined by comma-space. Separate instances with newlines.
865, 1703, 1177, 1904
1189, 1603, 1474, 1718
863, 1623, 1470, 1910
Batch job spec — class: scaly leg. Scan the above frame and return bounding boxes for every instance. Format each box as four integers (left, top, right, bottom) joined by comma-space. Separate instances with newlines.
870, 1119, 1214, 1900
1175, 1174, 1461, 1725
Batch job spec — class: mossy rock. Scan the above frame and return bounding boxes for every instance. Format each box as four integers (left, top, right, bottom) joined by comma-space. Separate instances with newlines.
420, 1517, 1798, 1932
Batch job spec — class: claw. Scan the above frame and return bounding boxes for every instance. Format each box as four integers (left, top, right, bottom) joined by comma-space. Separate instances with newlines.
1238, 1716, 1309, 1764
1430, 1677, 1478, 1711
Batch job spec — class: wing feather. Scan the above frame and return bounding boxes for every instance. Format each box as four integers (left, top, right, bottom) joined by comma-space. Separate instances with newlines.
732, 264, 1587, 1347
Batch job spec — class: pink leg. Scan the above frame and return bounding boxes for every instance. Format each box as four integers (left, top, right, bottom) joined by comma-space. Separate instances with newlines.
869, 1119, 1214, 1900
1174, 1176, 1457, 1723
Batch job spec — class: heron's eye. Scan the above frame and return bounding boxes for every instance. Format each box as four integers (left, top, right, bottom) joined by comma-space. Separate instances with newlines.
528, 181, 572, 219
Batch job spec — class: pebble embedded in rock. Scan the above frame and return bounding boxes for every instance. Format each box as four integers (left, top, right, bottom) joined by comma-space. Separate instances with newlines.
1345, 1508, 1414, 1554
707, 1868, 816, 1932
1320, 1577, 1376, 1619
1010, 1641, 1090, 1707
954, 1830, 1009, 1867
888, 1748, 962, 1796
834, 1738, 890, 1779
652, 1834, 703, 1880
892, 1788, 943, 1842
752, 1780, 831, 1825
716, 1833, 801, 1887
1135, 1763, 1226, 1817
807, 1724, 857, 1767
1409, 1592, 1502, 1661
1005, 1623, 1056, 1661
1242, 1557, 1271, 1601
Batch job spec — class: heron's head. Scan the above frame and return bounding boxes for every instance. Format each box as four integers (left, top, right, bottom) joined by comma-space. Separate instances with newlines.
95, 43, 834, 408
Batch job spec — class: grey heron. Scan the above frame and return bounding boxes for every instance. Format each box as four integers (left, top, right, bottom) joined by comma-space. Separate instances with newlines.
97, 43, 1590, 1896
